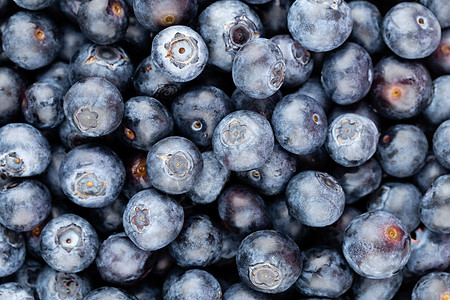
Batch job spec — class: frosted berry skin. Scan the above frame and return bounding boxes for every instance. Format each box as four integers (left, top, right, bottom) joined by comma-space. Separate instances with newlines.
146, 136, 203, 195
223, 282, 270, 300
428, 28, 450, 75
231, 89, 281, 121
295, 248, 353, 298
0, 282, 34, 300
371, 57, 432, 120
212, 110, 275, 172
423, 76, 450, 126
59, 144, 125, 208
325, 113, 379, 167
77, 0, 128, 45
197, 0, 263, 72
420, 175, 450, 234
122, 189, 184, 251
287, 0, 353, 52
295, 77, 333, 114
411, 272, 450, 300
40, 214, 100, 273
0, 123, 51, 178
321, 42, 373, 105
2, 12, 61, 70
236, 230, 302, 294
0, 225, 26, 277
13, 0, 55, 10
377, 124, 428, 178
69, 43, 133, 92
419, 0, 450, 28
433, 120, 450, 169
348, 1, 383, 54
95, 232, 156, 286
342, 211, 411, 279
36, 265, 92, 300
171, 85, 233, 147
382, 2, 441, 59
120, 96, 174, 151
272, 93, 327, 155
232, 38, 285, 99
0, 68, 26, 126
151, 25, 208, 82
163, 269, 222, 300
64, 77, 124, 137
84, 287, 137, 300
414, 154, 448, 193
286, 171, 345, 227
352, 272, 403, 300
0, 180, 51, 232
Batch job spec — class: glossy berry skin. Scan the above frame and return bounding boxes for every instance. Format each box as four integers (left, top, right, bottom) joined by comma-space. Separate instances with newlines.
414, 154, 448, 193
163, 269, 222, 300
433, 120, 450, 169
69, 43, 133, 92
377, 124, 428, 178
120, 96, 173, 151
352, 272, 403, 300
223, 282, 270, 300
36, 265, 92, 300
63, 77, 124, 137
286, 171, 345, 227
287, 0, 353, 52
0, 68, 26, 126
59, 144, 125, 208
371, 56, 432, 120
342, 211, 411, 279
122, 153, 152, 199
236, 144, 297, 196
212, 110, 274, 172
218, 185, 271, 235
236, 230, 302, 294
321, 42, 373, 105
420, 175, 450, 234
348, 1, 383, 54
123, 189, 184, 251
172, 85, 233, 147
232, 38, 285, 99
423, 76, 450, 126
96, 232, 156, 286
0, 282, 34, 300
0, 225, 26, 277
169, 214, 222, 268
151, 25, 208, 82
368, 182, 421, 232
77, 0, 128, 45
411, 272, 450, 300
272, 93, 327, 155
325, 113, 379, 167
40, 213, 99, 273
382, 2, 441, 59
0, 180, 51, 232
295, 248, 353, 298
197, 0, 263, 72
133, 0, 198, 32
187, 151, 230, 204
146, 136, 202, 194
231, 89, 281, 121
0, 123, 51, 177
84, 287, 137, 300
2, 12, 61, 70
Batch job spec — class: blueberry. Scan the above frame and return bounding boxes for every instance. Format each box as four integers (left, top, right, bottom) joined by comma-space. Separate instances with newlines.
231, 89, 281, 121
0, 225, 26, 277
37, 61, 71, 93
223, 282, 270, 300
420, 175, 450, 234
0, 68, 26, 126
411, 272, 450, 300
151, 25, 208, 82
287, 0, 353, 52
59, 0, 83, 24
328, 100, 380, 131
0, 282, 34, 300
286, 170, 345, 227
59, 144, 125, 208
254, 0, 291, 37
122, 188, 184, 251
212, 110, 274, 172
88, 194, 127, 234
427, 28, 450, 75
382, 2, 441, 59
433, 120, 450, 169
163, 269, 222, 300
122, 152, 152, 199
295, 77, 332, 114
232, 38, 285, 99
413, 154, 449, 193
40, 144, 68, 198
40, 213, 99, 273
419, 0, 450, 28
59, 25, 88, 63
236, 230, 302, 294
342, 211, 411, 279
14, 259, 43, 296
352, 272, 403, 300
84, 287, 138, 300
423, 76, 450, 126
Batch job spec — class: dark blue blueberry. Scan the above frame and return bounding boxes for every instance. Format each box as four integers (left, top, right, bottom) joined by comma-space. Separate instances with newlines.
420, 175, 450, 234
236, 230, 302, 294
58, 119, 98, 149
321, 42, 373, 105
122, 152, 152, 199
88, 194, 127, 234
163, 269, 222, 300
231, 89, 281, 121
212, 110, 274, 172
121, 96, 174, 151
328, 100, 380, 131
0, 225, 26, 277
169, 214, 222, 268
423, 76, 450, 126
223, 282, 270, 300
2, 12, 61, 70
342, 211, 411, 279
232, 38, 285, 99
14, 259, 43, 296
382, 2, 441, 59
287, 0, 353, 52
84, 287, 137, 300
37, 61, 71, 93
0, 68, 26, 126
286, 171, 345, 227
40, 213, 99, 273
77, 0, 129, 45
151, 25, 208, 82
122, 188, 184, 251
40, 144, 67, 198
59, 144, 125, 208
272, 93, 327, 155
413, 154, 449, 193
59, 0, 82, 24
127, 281, 161, 300
13, 0, 55, 9
58, 25, 88, 63
352, 272, 403, 300
120, 16, 152, 59
254, 0, 291, 37
427, 28, 450, 75
411, 272, 450, 300
295, 77, 332, 114
433, 120, 450, 169
377, 124, 428, 178
0, 282, 34, 300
